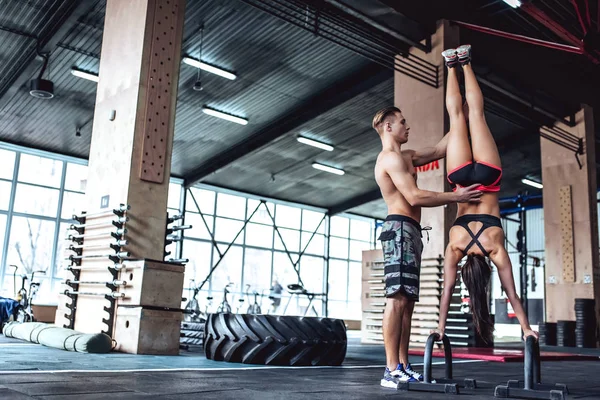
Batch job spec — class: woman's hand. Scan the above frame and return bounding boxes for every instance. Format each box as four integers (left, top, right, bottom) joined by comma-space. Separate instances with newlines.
430, 328, 445, 340
523, 329, 539, 341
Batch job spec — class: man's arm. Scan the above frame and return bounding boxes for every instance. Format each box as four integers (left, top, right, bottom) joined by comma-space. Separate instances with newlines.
382, 153, 481, 207
410, 133, 449, 167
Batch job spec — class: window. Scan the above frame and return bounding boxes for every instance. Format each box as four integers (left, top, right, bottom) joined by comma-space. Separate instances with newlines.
329, 237, 349, 259
186, 187, 215, 215
349, 240, 370, 261
7, 217, 56, 275
216, 193, 246, 220
274, 228, 300, 253
18, 154, 62, 188
348, 261, 362, 303
54, 222, 72, 280
328, 259, 348, 301
248, 199, 274, 225
350, 219, 372, 242
210, 245, 243, 292
214, 217, 244, 245
245, 223, 273, 248
301, 232, 325, 256
243, 248, 272, 291
167, 182, 182, 210
273, 251, 298, 289
330, 216, 349, 237
14, 184, 60, 217
64, 163, 88, 192
31, 277, 55, 305
0, 181, 11, 210
61, 191, 86, 219
184, 213, 214, 240
181, 240, 212, 290
177, 185, 378, 318
0, 149, 15, 180
302, 210, 325, 233
275, 204, 301, 229
300, 255, 324, 293
0, 213, 5, 265
327, 301, 350, 319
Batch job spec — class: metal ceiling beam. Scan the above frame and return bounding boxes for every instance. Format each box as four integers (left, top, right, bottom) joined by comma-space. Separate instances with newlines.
328, 188, 381, 216
0, 0, 96, 112
321, 0, 430, 53
183, 64, 391, 188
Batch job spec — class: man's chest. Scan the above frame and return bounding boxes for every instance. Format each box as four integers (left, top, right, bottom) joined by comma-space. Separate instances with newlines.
403, 155, 418, 181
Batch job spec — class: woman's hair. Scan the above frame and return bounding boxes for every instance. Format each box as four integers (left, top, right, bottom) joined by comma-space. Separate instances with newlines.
461, 254, 494, 344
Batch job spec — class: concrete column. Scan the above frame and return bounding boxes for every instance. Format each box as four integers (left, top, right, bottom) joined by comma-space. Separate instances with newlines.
62, 0, 186, 335
87, 0, 185, 258
541, 106, 599, 340
394, 20, 459, 259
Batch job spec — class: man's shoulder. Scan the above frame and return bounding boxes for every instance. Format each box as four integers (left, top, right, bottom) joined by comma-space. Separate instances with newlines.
378, 150, 412, 167
401, 149, 416, 158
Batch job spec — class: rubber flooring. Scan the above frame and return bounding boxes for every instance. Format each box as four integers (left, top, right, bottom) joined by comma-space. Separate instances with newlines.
0, 333, 598, 399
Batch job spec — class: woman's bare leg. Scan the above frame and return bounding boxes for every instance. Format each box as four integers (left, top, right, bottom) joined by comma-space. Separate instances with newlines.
462, 63, 501, 167
445, 65, 471, 172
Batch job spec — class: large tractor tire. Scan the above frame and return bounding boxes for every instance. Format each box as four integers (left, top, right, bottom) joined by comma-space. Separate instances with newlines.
204, 313, 347, 366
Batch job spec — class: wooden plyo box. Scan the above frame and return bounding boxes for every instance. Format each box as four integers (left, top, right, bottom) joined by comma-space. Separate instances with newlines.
113, 306, 182, 355
119, 259, 185, 309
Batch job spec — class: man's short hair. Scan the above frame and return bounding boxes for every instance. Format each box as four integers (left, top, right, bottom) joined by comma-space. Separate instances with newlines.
372, 106, 401, 134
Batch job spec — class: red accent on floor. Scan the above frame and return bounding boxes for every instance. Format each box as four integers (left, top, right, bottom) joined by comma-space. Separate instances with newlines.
408, 347, 599, 362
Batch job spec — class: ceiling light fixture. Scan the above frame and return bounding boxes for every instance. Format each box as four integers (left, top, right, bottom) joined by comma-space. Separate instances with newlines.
202, 106, 248, 125
521, 178, 543, 189
183, 57, 236, 80
71, 68, 99, 83
502, 0, 522, 8
312, 163, 345, 175
297, 137, 334, 151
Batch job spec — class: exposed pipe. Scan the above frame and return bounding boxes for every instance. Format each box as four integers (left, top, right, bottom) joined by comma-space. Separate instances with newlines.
520, 2, 600, 63
477, 75, 575, 127
570, 0, 588, 34
240, 0, 438, 87
520, 2, 582, 46
452, 20, 584, 54
322, 0, 430, 53
584, 0, 592, 27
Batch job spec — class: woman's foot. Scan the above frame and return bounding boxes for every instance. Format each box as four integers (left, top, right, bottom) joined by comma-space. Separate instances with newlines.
457, 44, 471, 65
441, 48, 458, 68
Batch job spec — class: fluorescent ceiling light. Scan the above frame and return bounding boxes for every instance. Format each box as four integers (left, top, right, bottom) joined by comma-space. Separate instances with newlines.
202, 106, 248, 125
71, 68, 99, 83
502, 0, 521, 8
182, 57, 236, 80
521, 178, 543, 189
312, 163, 345, 175
297, 137, 334, 151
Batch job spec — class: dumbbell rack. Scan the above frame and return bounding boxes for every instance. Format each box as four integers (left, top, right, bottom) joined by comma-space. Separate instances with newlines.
361, 250, 444, 346
60, 204, 130, 337
410, 256, 445, 348
361, 250, 485, 348
163, 212, 190, 264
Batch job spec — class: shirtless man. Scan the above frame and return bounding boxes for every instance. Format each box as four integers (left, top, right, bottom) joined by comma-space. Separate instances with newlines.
372, 106, 482, 387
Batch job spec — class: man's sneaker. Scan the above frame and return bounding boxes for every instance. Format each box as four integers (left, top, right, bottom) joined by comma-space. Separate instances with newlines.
390, 364, 418, 383
456, 44, 471, 65
441, 49, 458, 68
380, 368, 400, 389
404, 363, 424, 382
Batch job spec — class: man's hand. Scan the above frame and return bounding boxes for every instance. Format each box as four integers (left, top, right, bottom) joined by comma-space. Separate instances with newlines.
455, 184, 483, 203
